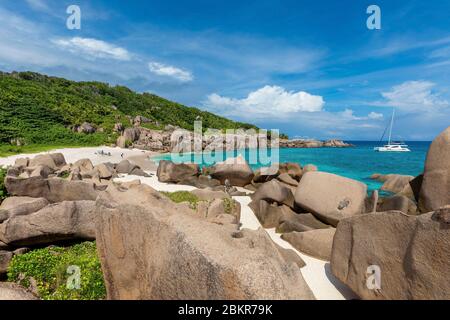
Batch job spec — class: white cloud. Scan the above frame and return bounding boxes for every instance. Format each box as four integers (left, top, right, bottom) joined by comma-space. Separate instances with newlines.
368, 111, 383, 120
148, 62, 193, 82
205, 85, 324, 119
52, 37, 131, 61
340, 109, 383, 121
381, 80, 449, 113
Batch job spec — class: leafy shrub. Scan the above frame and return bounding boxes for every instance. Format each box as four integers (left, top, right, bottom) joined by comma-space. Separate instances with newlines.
162, 191, 200, 209
0, 167, 7, 202
7, 242, 106, 300
124, 139, 133, 148
222, 197, 236, 214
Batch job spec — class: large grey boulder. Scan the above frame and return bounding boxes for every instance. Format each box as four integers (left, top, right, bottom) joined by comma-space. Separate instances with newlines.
277, 210, 331, 233
48, 153, 67, 168
277, 173, 299, 187
0, 201, 96, 246
29, 165, 53, 179
281, 228, 336, 261
5, 177, 99, 203
77, 122, 96, 134
0, 283, 39, 300
378, 195, 417, 215
156, 160, 199, 183
29, 154, 57, 170
93, 163, 114, 179
123, 127, 140, 142
380, 174, 414, 194
251, 179, 295, 208
249, 200, 284, 228
14, 157, 29, 167
205, 198, 241, 224
330, 209, 450, 299
73, 158, 94, 174
278, 163, 303, 181
0, 196, 49, 222
275, 244, 306, 268
294, 172, 367, 226
115, 159, 139, 174
419, 126, 450, 212
94, 184, 314, 300
208, 156, 254, 187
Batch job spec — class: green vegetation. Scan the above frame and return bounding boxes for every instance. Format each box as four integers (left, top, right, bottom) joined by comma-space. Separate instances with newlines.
162, 191, 200, 209
0, 167, 7, 201
7, 241, 106, 300
222, 197, 236, 214
0, 71, 257, 154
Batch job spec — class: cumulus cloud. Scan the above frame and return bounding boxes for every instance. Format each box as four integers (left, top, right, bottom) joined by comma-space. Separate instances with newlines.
52, 37, 131, 61
381, 80, 449, 113
148, 62, 193, 82
205, 85, 324, 119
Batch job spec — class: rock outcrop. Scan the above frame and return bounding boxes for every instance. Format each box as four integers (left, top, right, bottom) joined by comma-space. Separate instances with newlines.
208, 156, 254, 187
419, 126, 450, 212
280, 139, 352, 148
0, 283, 39, 300
156, 160, 199, 183
379, 174, 414, 194
5, 176, 99, 203
294, 172, 367, 226
0, 196, 49, 223
0, 201, 96, 246
94, 184, 314, 300
330, 209, 450, 299
277, 210, 331, 233
281, 228, 336, 261
377, 195, 417, 215
251, 179, 295, 208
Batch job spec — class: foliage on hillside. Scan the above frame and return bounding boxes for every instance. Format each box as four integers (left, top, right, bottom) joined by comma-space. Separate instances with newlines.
0, 71, 257, 148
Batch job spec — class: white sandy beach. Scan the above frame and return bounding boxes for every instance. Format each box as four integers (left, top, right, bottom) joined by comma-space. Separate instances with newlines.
0, 146, 155, 168
1, 145, 356, 300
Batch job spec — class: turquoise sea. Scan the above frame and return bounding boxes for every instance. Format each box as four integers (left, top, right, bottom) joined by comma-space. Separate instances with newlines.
152, 141, 430, 191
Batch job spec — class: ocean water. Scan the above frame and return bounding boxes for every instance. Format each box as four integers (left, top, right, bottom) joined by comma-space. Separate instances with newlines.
152, 141, 430, 191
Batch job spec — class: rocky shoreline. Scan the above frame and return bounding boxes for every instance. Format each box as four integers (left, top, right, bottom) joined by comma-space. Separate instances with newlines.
112, 122, 353, 152
0, 126, 448, 300
279, 139, 353, 148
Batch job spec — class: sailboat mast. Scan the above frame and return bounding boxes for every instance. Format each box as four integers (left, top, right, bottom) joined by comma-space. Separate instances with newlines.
388, 108, 395, 144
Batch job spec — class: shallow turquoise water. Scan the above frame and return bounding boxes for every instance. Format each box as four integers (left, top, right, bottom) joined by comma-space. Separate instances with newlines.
152, 141, 430, 191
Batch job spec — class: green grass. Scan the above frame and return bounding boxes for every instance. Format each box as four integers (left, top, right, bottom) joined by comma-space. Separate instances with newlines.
7, 242, 106, 300
162, 191, 200, 209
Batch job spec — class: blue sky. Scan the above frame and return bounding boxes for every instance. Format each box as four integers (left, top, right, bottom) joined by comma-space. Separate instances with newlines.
1, 0, 449, 140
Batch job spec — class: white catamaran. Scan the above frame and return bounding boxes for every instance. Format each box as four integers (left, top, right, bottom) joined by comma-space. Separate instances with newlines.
374, 108, 411, 152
